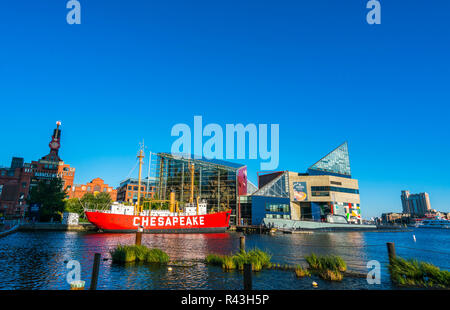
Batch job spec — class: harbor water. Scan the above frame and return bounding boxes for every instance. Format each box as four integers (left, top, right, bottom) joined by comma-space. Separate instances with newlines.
0, 229, 449, 290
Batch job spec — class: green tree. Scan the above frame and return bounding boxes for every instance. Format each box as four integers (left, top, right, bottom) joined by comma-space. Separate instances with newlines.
65, 198, 85, 218
95, 192, 113, 209
28, 178, 67, 222
79, 192, 112, 210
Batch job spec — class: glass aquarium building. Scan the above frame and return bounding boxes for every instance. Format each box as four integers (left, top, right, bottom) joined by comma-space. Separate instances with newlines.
251, 142, 361, 225
155, 153, 247, 225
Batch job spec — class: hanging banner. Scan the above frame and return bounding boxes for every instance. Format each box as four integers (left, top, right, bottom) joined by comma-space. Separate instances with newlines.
293, 182, 307, 201
237, 167, 247, 196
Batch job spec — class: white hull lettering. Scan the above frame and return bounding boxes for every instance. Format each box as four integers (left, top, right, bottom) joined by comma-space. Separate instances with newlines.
132, 216, 206, 228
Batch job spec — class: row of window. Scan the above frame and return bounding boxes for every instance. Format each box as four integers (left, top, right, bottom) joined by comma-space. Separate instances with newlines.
330, 181, 342, 185
311, 191, 330, 197
128, 186, 145, 191
0, 170, 15, 177
265, 214, 291, 219
310, 186, 359, 194
265, 203, 290, 213
83, 187, 112, 192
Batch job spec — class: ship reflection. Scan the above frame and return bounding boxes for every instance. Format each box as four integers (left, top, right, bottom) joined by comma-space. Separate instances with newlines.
83, 232, 232, 261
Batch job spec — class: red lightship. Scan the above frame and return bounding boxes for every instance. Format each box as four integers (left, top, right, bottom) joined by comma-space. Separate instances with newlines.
85, 145, 232, 233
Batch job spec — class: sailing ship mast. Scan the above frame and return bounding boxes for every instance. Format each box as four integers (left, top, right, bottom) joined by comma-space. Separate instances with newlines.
136, 142, 145, 215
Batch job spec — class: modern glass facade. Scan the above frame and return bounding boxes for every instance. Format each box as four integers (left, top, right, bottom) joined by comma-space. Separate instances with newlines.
251, 142, 361, 224
308, 142, 351, 178
251, 195, 291, 224
252, 173, 289, 198
155, 153, 244, 225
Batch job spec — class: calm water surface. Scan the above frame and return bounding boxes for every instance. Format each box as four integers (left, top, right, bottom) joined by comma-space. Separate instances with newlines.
0, 229, 448, 290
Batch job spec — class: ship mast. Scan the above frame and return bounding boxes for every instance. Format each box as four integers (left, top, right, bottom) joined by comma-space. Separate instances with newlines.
189, 162, 195, 204
136, 142, 145, 214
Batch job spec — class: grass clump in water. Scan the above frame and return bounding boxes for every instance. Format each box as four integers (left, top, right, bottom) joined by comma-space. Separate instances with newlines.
388, 257, 450, 288
205, 248, 272, 272
294, 265, 311, 278
319, 269, 343, 281
111, 244, 169, 264
145, 248, 170, 264
206, 254, 226, 265
305, 253, 347, 272
305, 253, 347, 281
222, 256, 236, 271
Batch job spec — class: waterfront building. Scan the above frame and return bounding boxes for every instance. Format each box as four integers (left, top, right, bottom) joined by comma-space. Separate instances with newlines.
401, 190, 431, 217
155, 153, 247, 225
250, 142, 362, 225
237, 181, 258, 225
69, 178, 117, 201
116, 177, 157, 203
0, 122, 75, 219
381, 212, 411, 224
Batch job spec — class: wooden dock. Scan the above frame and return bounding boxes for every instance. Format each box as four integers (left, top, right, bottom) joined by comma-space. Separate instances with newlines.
277, 228, 314, 234
234, 225, 270, 234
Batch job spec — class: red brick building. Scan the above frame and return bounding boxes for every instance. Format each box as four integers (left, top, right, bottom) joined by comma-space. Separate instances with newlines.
116, 177, 156, 203
68, 177, 117, 201
0, 122, 75, 219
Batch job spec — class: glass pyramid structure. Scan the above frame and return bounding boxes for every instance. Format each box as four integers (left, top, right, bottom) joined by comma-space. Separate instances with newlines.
252, 172, 289, 198
307, 142, 351, 177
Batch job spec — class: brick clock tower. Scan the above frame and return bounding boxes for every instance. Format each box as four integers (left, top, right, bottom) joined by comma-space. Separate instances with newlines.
31, 121, 75, 190
0, 121, 76, 219
38, 121, 65, 168
48, 121, 62, 157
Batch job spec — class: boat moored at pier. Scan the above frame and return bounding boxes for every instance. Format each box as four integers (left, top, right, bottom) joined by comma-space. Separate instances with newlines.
85, 144, 232, 233
85, 202, 231, 233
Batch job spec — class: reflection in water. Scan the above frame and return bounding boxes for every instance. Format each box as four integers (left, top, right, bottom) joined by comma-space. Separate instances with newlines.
0, 229, 448, 290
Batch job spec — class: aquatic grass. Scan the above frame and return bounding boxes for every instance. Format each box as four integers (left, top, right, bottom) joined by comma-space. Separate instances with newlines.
222, 256, 236, 270
294, 265, 311, 278
232, 253, 246, 271
251, 261, 263, 272
145, 248, 170, 264
134, 245, 150, 261
110, 245, 137, 263
206, 254, 226, 265
305, 253, 321, 270
388, 257, 450, 288
305, 253, 347, 281
305, 253, 347, 272
110, 244, 169, 264
319, 269, 343, 281
205, 248, 272, 272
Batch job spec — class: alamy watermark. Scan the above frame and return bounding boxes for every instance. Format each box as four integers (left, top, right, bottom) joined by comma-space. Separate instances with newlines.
66, 0, 81, 25
366, 0, 381, 25
367, 260, 381, 284
66, 259, 81, 284
171, 116, 279, 170
66, 2, 380, 26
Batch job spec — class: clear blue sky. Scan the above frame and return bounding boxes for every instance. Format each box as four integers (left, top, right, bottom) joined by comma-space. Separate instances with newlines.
0, 1, 449, 218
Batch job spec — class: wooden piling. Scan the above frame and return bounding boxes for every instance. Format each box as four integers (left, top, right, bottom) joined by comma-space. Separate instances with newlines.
243, 263, 252, 290
136, 227, 143, 245
240, 235, 245, 252
89, 253, 101, 290
387, 242, 396, 261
